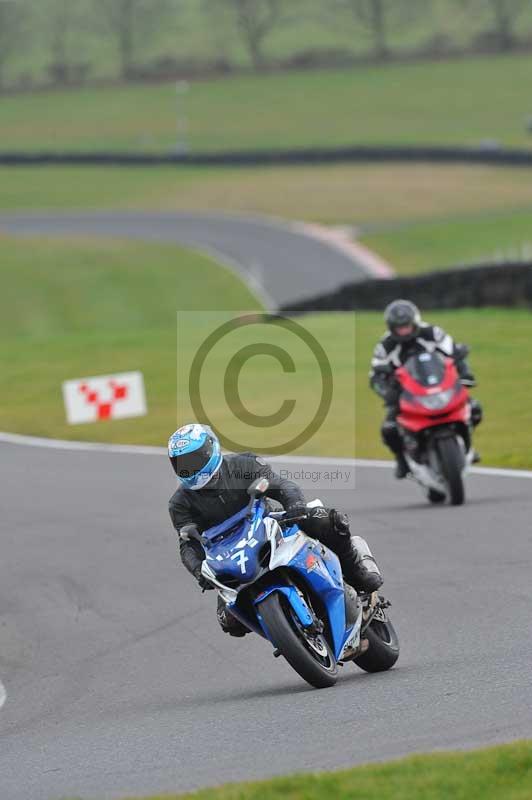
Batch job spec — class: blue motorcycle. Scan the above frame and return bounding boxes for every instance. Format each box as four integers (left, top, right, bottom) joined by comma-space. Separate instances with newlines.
192, 478, 399, 689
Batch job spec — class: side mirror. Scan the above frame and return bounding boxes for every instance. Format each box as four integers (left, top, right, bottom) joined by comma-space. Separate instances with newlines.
247, 477, 270, 498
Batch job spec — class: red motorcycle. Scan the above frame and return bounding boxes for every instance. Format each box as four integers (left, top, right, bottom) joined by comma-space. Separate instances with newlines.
395, 351, 475, 505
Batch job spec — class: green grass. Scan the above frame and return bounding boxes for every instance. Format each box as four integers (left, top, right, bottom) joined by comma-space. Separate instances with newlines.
1, 235, 531, 468
0, 235, 261, 338
123, 741, 532, 800
4, 164, 532, 226
361, 207, 532, 272
3, 54, 532, 152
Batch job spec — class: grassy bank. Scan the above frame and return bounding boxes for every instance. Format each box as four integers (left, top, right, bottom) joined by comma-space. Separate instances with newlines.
4, 164, 532, 226
125, 741, 532, 800
2, 236, 531, 468
361, 207, 532, 273
2, 55, 532, 153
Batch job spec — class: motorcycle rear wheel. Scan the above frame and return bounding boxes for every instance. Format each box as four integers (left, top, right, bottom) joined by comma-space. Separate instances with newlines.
436, 436, 465, 505
259, 592, 338, 689
354, 617, 400, 673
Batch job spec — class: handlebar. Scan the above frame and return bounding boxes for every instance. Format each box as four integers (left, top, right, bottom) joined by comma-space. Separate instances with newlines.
269, 510, 308, 527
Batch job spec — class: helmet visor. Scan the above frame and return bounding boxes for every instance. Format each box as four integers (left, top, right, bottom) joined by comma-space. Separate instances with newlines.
393, 323, 415, 337
173, 439, 214, 479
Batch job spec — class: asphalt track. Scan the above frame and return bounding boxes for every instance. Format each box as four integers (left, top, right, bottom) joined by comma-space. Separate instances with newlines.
1, 439, 532, 800
0, 212, 372, 309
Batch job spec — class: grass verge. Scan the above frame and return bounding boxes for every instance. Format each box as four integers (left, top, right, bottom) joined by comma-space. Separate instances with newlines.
3, 55, 532, 152
1, 236, 531, 468
3, 164, 532, 226
122, 741, 532, 800
361, 207, 532, 273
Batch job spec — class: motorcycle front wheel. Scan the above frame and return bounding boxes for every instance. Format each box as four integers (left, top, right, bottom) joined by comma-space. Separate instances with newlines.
259, 592, 338, 689
436, 436, 465, 506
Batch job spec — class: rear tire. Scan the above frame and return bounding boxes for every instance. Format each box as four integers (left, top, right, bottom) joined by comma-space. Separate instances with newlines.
436, 436, 465, 505
259, 592, 338, 689
354, 617, 400, 673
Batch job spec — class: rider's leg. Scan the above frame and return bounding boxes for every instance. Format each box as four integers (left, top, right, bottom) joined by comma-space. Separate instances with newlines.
470, 398, 483, 427
216, 595, 249, 637
301, 509, 383, 594
381, 406, 408, 479
469, 398, 483, 462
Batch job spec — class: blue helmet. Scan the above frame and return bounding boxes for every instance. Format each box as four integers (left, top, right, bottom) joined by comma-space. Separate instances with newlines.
168, 424, 222, 490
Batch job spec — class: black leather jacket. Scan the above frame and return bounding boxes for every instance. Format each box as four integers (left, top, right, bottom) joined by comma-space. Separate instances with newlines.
169, 452, 305, 577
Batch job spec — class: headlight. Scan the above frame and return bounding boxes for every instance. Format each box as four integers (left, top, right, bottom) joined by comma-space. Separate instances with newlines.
418, 388, 454, 410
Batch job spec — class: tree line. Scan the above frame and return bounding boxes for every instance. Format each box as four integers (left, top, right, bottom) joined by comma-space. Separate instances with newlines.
0, 0, 530, 91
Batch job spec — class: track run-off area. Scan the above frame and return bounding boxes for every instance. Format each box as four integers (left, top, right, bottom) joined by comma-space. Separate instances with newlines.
0, 211, 531, 800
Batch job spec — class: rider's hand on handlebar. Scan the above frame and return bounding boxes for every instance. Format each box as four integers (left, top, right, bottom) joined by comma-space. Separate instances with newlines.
284, 502, 309, 521
193, 566, 214, 591
179, 523, 201, 542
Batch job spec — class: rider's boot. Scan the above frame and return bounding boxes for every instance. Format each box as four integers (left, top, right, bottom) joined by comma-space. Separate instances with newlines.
395, 451, 409, 479
349, 535, 384, 593
216, 595, 249, 637
331, 516, 383, 594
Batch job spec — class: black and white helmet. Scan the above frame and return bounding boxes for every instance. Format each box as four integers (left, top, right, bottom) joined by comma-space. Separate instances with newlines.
384, 299, 421, 342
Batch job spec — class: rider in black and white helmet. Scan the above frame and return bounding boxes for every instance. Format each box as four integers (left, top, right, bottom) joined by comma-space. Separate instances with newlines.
369, 300, 483, 478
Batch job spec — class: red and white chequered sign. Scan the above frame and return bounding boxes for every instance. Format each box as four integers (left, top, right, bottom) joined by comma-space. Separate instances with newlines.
62, 371, 147, 425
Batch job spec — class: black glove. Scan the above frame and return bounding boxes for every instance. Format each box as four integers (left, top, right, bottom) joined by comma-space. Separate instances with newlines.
285, 501, 308, 520
180, 523, 201, 542
193, 566, 214, 591
330, 509, 350, 534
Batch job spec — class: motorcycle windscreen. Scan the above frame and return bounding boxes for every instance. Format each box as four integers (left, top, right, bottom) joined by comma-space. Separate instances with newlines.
404, 352, 446, 387
205, 519, 269, 587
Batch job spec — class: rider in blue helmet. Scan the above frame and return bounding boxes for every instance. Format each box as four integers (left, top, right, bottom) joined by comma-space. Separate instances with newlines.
168, 423, 223, 491
168, 423, 383, 637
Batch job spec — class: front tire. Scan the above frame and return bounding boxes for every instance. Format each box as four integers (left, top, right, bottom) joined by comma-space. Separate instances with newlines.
259, 592, 338, 689
354, 616, 400, 673
436, 436, 465, 505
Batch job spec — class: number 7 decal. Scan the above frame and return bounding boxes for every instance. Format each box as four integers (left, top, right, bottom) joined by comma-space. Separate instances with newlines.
231, 550, 249, 574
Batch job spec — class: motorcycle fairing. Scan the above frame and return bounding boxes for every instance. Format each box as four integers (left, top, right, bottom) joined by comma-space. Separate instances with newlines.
201, 500, 358, 660
397, 356, 471, 433
254, 533, 351, 659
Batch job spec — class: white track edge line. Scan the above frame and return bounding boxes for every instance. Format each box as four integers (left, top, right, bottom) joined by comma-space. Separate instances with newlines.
0, 679, 6, 710
1, 431, 531, 479
0, 431, 164, 454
